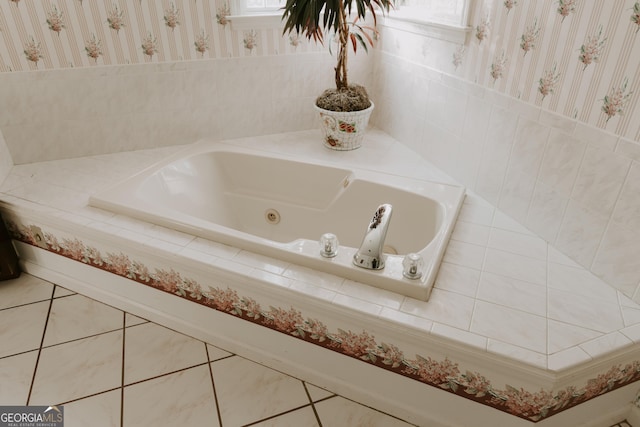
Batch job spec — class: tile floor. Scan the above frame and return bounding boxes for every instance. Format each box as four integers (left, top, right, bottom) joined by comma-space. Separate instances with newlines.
0, 273, 416, 427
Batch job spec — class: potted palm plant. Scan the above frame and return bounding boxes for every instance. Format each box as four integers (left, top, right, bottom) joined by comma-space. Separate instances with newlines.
282, 0, 394, 150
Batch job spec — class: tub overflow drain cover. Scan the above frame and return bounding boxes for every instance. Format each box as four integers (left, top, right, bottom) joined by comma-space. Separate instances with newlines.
265, 209, 280, 224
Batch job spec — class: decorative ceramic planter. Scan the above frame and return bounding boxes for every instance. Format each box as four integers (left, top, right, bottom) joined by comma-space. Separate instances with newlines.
315, 102, 374, 151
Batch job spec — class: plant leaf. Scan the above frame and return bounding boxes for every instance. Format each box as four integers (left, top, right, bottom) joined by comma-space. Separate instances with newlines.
354, 33, 368, 53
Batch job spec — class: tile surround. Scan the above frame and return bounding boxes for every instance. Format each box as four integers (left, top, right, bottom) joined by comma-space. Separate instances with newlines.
571, 146, 631, 218
592, 221, 640, 298
372, 6, 640, 305
525, 179, 568, 243
538, 129, 586, 197
476, 272, 546, 317
471, 300, 548, 354
554, 200, 608, 268
547, 320, 602, 355
374, 50, 640, 304
613, 162, 640, 231
483, 248, 547, 286
0, 0, 636, 310
1, 129, 639, 373
1, 129, 640, 424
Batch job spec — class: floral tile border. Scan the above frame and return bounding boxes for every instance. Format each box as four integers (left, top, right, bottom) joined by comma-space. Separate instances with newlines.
5, 218, 640, 423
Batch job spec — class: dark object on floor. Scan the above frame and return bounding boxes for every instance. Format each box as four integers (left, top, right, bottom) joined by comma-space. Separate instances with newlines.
0, 214, 20, 280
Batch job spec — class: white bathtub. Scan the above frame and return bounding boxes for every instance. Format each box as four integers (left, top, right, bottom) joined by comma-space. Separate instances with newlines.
89, 142, 465, 300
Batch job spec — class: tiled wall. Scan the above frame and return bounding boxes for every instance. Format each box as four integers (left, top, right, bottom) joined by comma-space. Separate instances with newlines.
0, 127, 12, 185
0, 52, 371, 163
372, 1, 640, 302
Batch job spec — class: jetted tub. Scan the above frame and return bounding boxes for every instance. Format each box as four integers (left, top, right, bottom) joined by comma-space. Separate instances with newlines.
89, 142, 465, 301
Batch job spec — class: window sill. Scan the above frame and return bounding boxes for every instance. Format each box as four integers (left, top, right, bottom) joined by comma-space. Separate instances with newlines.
227, 11, 471, 45
382, 13, 471, 44
229, 13, 284, 30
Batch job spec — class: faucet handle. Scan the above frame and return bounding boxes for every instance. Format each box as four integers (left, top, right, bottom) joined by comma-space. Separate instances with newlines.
319, 233, 339, 258
402, 253, 423, 279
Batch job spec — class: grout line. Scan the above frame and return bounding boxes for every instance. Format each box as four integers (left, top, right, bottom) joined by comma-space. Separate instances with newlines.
205, 344, 224, 427
303, 382, 323, 427
25, 284, 56, 405
0, 298, 54, 313
52, 291, 77, 299
545, 241, 551, 360
311, 395, 336, 405
240, 403, 316, 427
120, 312, 126, 427
0, 298, 51, 312
53, 387, 122, 406
492, 113, 521, 211
521, 127, 553, 229
468, 218, 491, 333
587, 159, 635, 275
0, 349, 42, 361
40, 327, 124, 350
123, 361, 212, 388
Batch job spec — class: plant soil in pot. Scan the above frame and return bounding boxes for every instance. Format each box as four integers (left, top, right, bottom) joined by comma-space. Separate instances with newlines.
315, 85, 374, 150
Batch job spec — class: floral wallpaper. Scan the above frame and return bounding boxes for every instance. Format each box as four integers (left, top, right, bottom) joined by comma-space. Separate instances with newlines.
6, 217, 640, 423
460, 0, 640, 140
0, 0, 315, 71
2, 1, 639, 140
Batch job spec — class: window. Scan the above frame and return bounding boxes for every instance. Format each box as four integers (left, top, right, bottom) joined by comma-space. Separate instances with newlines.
384, 0, 472, 43
228, 0, 473, 38
228, 0, 285, 29
391, 0, 471, 27
236, 0, 285, 15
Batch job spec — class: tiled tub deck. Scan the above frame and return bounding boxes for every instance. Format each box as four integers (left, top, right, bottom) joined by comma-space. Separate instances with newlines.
1, 129, 640, 426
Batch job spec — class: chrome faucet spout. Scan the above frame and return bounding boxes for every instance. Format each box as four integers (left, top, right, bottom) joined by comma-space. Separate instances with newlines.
353, 203, 393, 270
